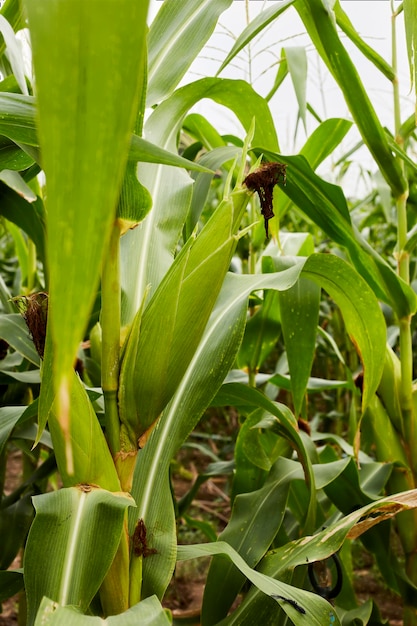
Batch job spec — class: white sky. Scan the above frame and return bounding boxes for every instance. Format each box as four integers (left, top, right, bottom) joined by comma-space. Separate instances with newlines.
148, 1, 414, 195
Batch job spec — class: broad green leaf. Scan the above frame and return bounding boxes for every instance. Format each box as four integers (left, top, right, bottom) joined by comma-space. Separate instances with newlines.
278, 276, 320, 416
48, 376, 121, 490
261, 150, 417, 318
0, 169, 35, 201
294, 0, 407, 197
202, 458, 293, 625
203, 457, 352, 625
217, 0, 296, 75
0, 313, 40, 365
34, 596, 171, 626
25, 486, 134, 626
24, 0, 149, 421
121, 77, 279, 325
265, 253, 386, 412
178, 540, 340, 626
285, 47, 308, 129
39, 329, 120, 490
147, 0, 233, 105
220, 490, 417, 625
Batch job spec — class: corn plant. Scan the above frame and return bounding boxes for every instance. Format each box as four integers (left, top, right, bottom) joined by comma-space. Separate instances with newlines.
0, 1, 417, 625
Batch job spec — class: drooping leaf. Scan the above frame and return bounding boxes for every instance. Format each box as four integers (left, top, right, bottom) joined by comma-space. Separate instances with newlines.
265, 253, 386, 412
261, 150, 417, 318
294, 0, 406, 197
179, 540, 339, 626
218, 490, 417, 625
285, 46, 308, 130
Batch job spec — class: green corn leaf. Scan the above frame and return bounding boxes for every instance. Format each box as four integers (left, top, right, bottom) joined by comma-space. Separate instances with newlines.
265, 253, 386, 412
266, 47, 289, 102
0, 13, 27, 96
179, 540, 340, 626
203, 457, 352, 625
128, 134, 214, 172
24, 486, 135, 626
0, 494, 34, 570
0, 93, 37, 146
278, 276, 321, 417
129, 250, 385, 599
217, 0, 296, 75
182, 112, 226, 150
0, 313, 40, 365
119, 188, 249, 447
147, 0, 233, 105
333, 0, 396, 81
39, 329, 120, 490
0, 405, 26, 457
0, 186, 46, 268
0, 569, 23, 604
202, 459, 293, 625
404, 0, 417, 97
218, 490, 417, 625
34, 596, 171, 626
121, 76, 279, 326
236, 289, 281, 372
0, 134, 34, 169
300, 117, 352, 167
24, 0, 149, 431
294, 0, 407, 197
285, 46, 308, 130
261, 150, 417, 318
0, 0, 24, 59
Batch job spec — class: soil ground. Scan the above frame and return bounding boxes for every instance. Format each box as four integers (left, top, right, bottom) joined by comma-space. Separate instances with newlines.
0, 442, 405, 625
